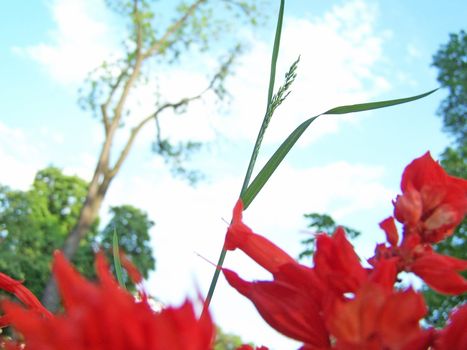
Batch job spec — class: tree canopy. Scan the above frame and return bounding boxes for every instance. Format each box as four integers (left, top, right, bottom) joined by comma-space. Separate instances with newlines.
42, 0, 260, 309
0, 167, 155, 297
423, 30, 466, 328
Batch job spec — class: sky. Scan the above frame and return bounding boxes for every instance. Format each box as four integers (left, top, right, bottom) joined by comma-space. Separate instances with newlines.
1, 0, 466, 348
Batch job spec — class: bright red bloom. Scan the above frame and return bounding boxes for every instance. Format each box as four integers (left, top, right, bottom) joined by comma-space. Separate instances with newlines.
409, 248, 467, 295
434, 304, 467, 350
373, 215, 467, 295
0, 272, 52, 327
2, 251, 214, 350
224, 268, 330, 349
314, 228, 367, 294
327, 284, 431, 350
393, 152, 467, 243
223, 204, 431, 350
225, 200, 296, 274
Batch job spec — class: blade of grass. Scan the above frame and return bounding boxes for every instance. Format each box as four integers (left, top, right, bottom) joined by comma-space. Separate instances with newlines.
241, 88, 438, 209
113, 229, 126, 289
240, 0, 285, 195
203, 0, 286, 314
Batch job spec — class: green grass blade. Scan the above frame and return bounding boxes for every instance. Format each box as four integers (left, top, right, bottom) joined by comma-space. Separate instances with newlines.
113, 229, 126, 289
202, 0, 287, 315
323, 89, 437, 115
241, 89, 438, 209
239, 0, 285, 196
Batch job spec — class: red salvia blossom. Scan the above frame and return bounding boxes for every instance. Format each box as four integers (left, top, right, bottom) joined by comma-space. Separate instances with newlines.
223, 200, 435, 349
369, 152, 467, 295
434, 304, 467, 350
223, 152, 467, 349
0, 272, 52, 327
1, 251, 214, 350
393, 152, 467, 243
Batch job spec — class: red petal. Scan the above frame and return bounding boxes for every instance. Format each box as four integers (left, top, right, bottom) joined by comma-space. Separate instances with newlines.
400, 152, 446, 192
379, 217, 399, 246
223, 269, 329, 347
314, 227, 367, 294
410, 252, 467, 295
225, 215, 295, 274
435, 304, 467, 350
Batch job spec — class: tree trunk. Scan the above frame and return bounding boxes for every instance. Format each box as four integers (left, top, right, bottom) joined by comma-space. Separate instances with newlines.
41, 170, 111, 311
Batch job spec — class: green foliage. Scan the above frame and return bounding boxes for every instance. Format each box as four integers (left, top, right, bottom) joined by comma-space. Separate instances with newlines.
299, 213, 361, 261
78, 0, 261, 185
432, 30, 466, 147
214, 326, 247, 350
0, 167, 155, 297
423, 30, 467, 328
100, 205, 156, 286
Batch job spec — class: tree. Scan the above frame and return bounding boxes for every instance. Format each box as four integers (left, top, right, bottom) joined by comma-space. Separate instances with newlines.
298, 213, 360, 261
423, 30, 466, 327
41, 0, 259, 309
214, 326, 248, 350
100, 205, 155, 284
0, 167, 155, 298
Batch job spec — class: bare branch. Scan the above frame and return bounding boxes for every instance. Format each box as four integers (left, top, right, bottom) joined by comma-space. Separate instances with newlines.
100, 67, 129, 133
142, 0, 207, 59
110, 0, 145, 135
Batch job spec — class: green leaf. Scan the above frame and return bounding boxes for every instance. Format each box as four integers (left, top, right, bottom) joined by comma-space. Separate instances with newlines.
323, 89, 438, 115
241, 89, 438, 209
113, 229, 126, 289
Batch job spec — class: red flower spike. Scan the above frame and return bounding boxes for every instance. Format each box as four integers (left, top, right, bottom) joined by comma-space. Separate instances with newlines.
223, 269, 330, 348
328, 285, 429, 350
314, 227, 367, 294
368, 258, 398, 291
2, 251, 215, 350
377, 288, 428, 347
394, 152, 467, 243
435, 304, 467, 350
409, 250, 467, 295
225, 200, 296, 274
379, 217, 399, 246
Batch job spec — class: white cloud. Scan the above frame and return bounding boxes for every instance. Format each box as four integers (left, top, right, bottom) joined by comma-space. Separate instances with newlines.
215, 0, 391, 147
0, 122, 47, 190
13, 0, 116, 84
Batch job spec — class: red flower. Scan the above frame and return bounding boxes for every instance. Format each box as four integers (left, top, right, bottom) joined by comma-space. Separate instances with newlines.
393, 152, 467, 243
374, 214, 467, 295
409, 248, 467, 295
313, 228, 367, 294
225, 200, 296, 274
224, 268, 330, 349
434, 304, 467, 350
327, 285, 431, 350
0, 272, 52, 327
2, 251, 214, 350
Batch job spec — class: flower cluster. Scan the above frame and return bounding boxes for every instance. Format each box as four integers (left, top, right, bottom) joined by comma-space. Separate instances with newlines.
223, 152, 467, 349
0, 152, 464, 349
0, 252, 214, 350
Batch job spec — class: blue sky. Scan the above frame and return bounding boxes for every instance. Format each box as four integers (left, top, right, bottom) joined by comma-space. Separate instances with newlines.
1, 0, 466, 348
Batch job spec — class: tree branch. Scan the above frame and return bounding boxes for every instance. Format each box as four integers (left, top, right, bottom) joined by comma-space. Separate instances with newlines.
100, 67, 129, 134
142, 0, 207, 59
110, 0, 145, 136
